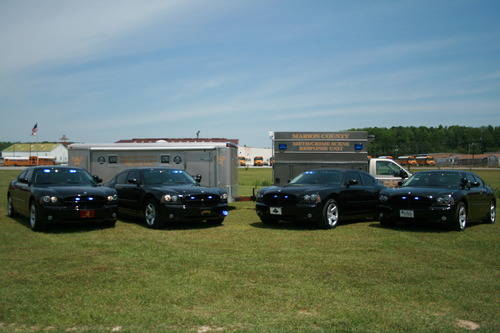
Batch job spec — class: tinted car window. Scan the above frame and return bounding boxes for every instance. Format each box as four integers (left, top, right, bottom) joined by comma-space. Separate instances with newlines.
403, 172, 462, 188
17, 169, 28, 181
115, 172, 127, 184
33, 168, 95, 186
290, 170, 342, 185
127, 170, 140, 183
142, 169, 196, 185
343, 171, 362, 184
360, 171, 376, 185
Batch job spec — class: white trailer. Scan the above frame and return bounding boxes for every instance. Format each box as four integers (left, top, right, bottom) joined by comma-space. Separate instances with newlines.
68, 142, 238, 201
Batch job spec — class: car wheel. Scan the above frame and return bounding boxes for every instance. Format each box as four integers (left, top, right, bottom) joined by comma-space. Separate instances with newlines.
260, 216, 279, 225
319, 199, 339, 229
102, 220, 116, 228
454, 202, 467, 231
7, 195, 17, 217
144, 199, 163, 228
487, 201, 496, 224
380, 217, 395, 227
29, 202, 46, 231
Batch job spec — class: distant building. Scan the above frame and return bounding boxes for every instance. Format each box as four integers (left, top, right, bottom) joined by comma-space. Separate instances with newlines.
1, 143, 68, 164
116, 137, 239, 145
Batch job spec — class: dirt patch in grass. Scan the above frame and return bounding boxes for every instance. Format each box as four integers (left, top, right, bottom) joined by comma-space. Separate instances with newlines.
456, 319, 480, 330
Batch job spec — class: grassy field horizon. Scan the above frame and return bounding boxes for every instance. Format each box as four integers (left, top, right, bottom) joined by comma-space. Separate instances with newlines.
0, 168, 499, 332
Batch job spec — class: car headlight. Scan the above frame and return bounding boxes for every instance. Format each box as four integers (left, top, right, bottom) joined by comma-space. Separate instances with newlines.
41, 196, 58, 204
221, 193, 228, 200
107, 194, 118, 202
303, 193, 321, 203
436, 194, 454, 205
161, 194, 178, 203
379, 194, 389, 202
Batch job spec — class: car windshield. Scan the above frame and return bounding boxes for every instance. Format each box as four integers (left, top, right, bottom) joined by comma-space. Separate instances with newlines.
402, 172, 463, 188
290, 170, 342, 185
143, 169, 196, 185
33, 168, 95, 186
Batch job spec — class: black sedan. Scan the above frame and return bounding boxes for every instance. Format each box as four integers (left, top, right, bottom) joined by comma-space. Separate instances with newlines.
255, 169, 384, 229
7, 166, 119, 231
378, 170, 496, 231
105, 167, 229, 228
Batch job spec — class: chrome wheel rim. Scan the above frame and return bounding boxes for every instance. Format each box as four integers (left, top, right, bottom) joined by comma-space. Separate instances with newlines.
145, 203, 156, 226
490, 203, 496, 223
458, 206, 466, 230
326, 203, 339, 227
30, 204, 37, 228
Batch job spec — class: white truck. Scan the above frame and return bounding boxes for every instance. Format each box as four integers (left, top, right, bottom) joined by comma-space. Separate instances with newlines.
271, 131, 411, 187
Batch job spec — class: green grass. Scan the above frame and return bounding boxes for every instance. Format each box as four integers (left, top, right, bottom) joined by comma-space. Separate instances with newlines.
0, 168, 499, 332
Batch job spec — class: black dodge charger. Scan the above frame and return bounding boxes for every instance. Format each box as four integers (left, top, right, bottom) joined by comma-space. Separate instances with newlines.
255, 169, 384, 229
105, 167, 229, 228
378, 170, 496, 231
7, 166, 119, 231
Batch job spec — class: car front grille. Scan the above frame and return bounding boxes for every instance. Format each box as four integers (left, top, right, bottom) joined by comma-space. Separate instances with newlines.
183, 194, 221, 207
62, 195, 107, 209
389, 195, 433, 208
263, 193, 297, 206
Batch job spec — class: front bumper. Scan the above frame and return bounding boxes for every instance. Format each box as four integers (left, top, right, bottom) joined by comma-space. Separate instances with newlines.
39, 204, 118, 223
379, 204, 455, 223
159, 203, 229, 222
255, 202, 322, 221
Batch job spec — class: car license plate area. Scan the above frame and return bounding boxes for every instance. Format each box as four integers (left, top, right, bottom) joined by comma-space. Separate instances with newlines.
400, 209, 414, 218
79, 210, 96, 218
201, 209, 212, 216
270, 207, 282, 215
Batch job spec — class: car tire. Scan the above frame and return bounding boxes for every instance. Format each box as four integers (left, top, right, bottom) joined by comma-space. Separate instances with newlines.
380, 217, 395, 227
486, 201, 496, 224
144, 199, 163, 229
319, 199, 339, 229
453, 202, 467, 231
260, 216, 279, 225
29, 201, 46, 231
102, 220, 116, 228
7, 195, 17, 217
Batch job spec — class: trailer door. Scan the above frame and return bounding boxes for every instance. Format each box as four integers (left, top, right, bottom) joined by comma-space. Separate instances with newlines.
185, 151, 213, 187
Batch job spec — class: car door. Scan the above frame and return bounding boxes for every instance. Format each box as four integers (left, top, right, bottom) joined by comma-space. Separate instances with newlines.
10, 169, 28, 214
472, 174, 490, 218
115, 170, 143, 211
464, 172, 482, 220
360, 171, 383, 215
338, 171, 369, 218
17, 168, 35, 215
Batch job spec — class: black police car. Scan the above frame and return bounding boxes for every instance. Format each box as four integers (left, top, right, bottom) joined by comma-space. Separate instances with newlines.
255, 169, 384, 229
105, 167, 229, 228
7, 166, 118, 231
378, 170, 496, 231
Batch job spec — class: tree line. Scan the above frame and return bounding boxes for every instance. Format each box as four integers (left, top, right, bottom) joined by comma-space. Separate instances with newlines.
349, 126, 500, 157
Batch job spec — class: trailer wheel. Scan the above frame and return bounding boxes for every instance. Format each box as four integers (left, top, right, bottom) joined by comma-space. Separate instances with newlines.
144, 199, 163, 228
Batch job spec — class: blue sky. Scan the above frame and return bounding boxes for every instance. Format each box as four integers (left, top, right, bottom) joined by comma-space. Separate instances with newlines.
0, 0, 499, 147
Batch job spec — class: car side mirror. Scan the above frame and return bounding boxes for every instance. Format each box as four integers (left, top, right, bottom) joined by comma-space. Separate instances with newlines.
397, 181, 403, 187
194, 174, 202, 183
346, 179, 358, 186
19, 177, 29, 184
471, 181, 480, 187
398, 170, 408, 179
93, 175, 102, 184
128, 178, 138, 184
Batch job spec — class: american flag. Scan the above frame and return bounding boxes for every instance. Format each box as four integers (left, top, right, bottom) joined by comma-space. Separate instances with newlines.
31, 123, 38, 136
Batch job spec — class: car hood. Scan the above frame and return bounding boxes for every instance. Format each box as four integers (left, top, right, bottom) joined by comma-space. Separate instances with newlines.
259, 184, 336, 195
381, 186, 457, 198
34, 185, 115, 197
148, 185, 224, 195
